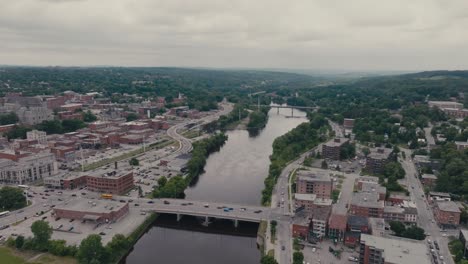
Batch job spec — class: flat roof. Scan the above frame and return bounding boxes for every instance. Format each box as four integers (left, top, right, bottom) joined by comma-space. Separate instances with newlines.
368, 148, 392, 160
55, 199, 126, 214
296, 169, 331, 183
351, 192, 384, 208
436, 201, 461, 213
324, 137, 349, 147
295, 193, 317, 202
421, 174, 437, 180
360, 234, 431, 264
360, 181, 386, 194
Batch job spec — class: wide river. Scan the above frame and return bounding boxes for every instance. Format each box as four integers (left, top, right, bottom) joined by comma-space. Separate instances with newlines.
124, 107, 308, 264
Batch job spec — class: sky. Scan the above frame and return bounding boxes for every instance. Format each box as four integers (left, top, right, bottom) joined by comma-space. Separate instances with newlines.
1, 0, 468, 71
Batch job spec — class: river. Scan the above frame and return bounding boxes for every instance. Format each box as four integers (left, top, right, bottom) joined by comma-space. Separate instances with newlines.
124, 106, 308, 264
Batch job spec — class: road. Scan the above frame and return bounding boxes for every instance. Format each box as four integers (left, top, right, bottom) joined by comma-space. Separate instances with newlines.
424, 123, 435, 148
166, 101, 233, 157
400, 148, 453, 264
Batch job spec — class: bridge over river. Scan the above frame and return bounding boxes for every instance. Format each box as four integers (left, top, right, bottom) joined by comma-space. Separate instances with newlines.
135, 198, 278, 227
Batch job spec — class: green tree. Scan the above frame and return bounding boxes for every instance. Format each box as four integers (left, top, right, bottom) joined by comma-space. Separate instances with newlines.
362, 147, 370, 157
389, 221, 405, 236
129, 158, 139, 166
106, 234, 129, 258
126, 113, 138, 122
157, 176, 167, 188
61, 119, 86, 133
15, 235, 24, 249
36, 120, 63, 134
77, 234, 108, 264
31, 220, 52, 250
260, 255, 279, 264
48, 240, 69, 256
0, 112, 19, 125
82, 110, 97, 122
402, 226, 426, 240
293, 252, 304, 264
0, 186, 27, 210
5, 125, 31, 139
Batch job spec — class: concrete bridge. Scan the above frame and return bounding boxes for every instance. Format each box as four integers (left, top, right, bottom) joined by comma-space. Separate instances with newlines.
138, 198, 272, 227
250, 104, 319, 116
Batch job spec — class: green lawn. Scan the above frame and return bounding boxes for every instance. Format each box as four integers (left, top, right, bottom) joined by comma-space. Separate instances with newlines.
0, 247, 25, 264
0, 247, 77, 264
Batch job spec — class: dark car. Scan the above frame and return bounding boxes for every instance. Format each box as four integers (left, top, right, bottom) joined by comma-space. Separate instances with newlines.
134, 204, 140, 207
163, 200, 170, 205
147, 200, 154, 204
254, 210, 262, 213
69, 219, 75, 223
71, 194, 77, 197
119, 200, 126, 203
99, 232, 106, 236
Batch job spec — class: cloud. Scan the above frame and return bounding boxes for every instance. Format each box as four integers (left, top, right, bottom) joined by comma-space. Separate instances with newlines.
0, 0, 467, 70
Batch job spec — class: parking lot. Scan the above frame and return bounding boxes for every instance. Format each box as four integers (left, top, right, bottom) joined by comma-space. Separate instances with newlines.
302, 240, 358, 264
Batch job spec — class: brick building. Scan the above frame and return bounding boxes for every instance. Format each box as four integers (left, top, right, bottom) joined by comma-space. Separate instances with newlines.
343, 118, 355, 129
295, 169, 333, 199
322, 138, 349, 160
309, 207, 331, 240
53, 199, 129, 223
366, 148, 392, 175
328, 214, 347, 242
349, 192, 384, 218
294, 193, 332, 212
434, 201, 461, 227
421, 174, 437, 188
345, 215, 369, 247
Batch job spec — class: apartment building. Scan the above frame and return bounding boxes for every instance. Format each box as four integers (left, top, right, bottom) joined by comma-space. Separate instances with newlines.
26, 130, 47, 145
322, 138, 349, 160
434, 201, 461, 227
296, 169, 333, 199
349, 192, 384, 218
366, 148, 392, 175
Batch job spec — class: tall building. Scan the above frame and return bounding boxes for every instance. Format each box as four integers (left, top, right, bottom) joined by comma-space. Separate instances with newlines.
322, 138, 349, 160
366, 148, 392, 175
0, 152, 58, 184
295, 169, 333, 199
349, 192, 384, 218
0, 96, 52, 125
359, 234, 431, 264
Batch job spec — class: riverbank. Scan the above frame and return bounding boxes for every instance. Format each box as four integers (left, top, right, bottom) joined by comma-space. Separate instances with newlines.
262, 113, 329, 205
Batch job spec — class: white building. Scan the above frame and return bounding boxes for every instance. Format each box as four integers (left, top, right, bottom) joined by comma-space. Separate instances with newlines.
26, 130, 47, 145
0, 152, 58, 184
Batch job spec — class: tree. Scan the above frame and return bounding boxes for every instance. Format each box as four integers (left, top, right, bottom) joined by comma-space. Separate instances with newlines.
321, 160, 328, 169
5, 125, 31, 140
82, 110, 97, 122
31, 220, 52, 250
126, 113, 138, 122
362, 147, 370, 157
389, 221, 405, 236
15, 235, 24, 249
129, 157, 139, 166
77, 234, 108, 264
0, 187, 27, 210
157, 176, 167, 188
106, 234, 129, 257
402, 226, 426, 240
61, 119, 86, 133
0, 112, 19, 125
260, 255, 279, 264
293, 252, 304, 264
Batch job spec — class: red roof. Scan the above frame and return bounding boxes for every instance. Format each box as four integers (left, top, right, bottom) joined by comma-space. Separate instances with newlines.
328, 214, 347, 230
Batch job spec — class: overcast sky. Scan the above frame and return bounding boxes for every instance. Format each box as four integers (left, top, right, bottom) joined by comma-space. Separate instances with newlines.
1, 0, 468, 71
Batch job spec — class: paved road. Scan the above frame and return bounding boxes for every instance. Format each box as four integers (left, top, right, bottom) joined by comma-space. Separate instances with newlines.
166, 102, 233, 157
400, 148, 453, 264
424, 123, 436, 148
136, 198, 271, 223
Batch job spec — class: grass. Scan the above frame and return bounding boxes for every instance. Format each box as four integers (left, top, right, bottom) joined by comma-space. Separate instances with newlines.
0, 247, 77, 264
181, 129, 201, 139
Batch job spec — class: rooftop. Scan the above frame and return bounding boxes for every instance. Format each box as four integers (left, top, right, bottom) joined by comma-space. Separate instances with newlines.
295, 193, 317, 202
87, 169, 133, 180
421, 174, 437, 180
310, 207, 331, 221
368, 148, 392, 160
436, 201, 461, 213
429, 191, 451, 198
347, 215, 369, 227
54, 199, 127, 214
360, 234, 431, 264
296, 169, 331, 183
360, 181, 386, 194
324, 137, 349, 147
351, 192, 384, 208
328, 214, 347, 229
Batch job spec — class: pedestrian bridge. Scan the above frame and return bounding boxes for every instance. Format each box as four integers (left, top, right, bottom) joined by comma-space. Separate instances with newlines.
138, 198, 272, 227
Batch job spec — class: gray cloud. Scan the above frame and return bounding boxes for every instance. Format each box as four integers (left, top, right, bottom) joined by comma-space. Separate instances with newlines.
0, 0, 468, 71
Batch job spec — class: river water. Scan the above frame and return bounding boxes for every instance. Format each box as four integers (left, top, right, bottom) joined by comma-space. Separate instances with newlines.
124, 107, 307, 264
